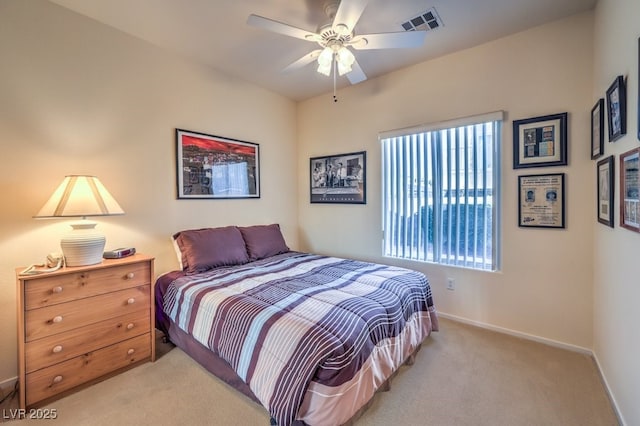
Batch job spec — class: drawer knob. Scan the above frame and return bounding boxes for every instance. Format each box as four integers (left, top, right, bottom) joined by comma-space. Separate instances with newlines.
126, 272, 135, 279
52, 375, 63, 384
127, 298, 135, 305
52, 345, 63, 354
52, 315, 63, 323
127, 348, 135, 355
52, 286, 63, 294
126, 323, 135, 330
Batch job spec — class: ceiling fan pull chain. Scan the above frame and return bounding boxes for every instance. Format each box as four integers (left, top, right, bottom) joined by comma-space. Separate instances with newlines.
333, 53, 338, 102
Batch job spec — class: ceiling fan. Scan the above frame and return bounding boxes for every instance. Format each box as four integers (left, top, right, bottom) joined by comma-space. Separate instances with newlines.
247, 0, 427, 86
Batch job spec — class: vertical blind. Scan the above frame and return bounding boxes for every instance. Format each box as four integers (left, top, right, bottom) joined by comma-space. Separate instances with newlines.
380, 112, 502, 271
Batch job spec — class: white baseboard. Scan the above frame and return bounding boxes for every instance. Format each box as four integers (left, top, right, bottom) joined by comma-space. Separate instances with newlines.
0, 376, 17, 389
0, 376, 17, 399
437, 311, 593, 355
438, 312, 627, 424
592, 352, 626, 426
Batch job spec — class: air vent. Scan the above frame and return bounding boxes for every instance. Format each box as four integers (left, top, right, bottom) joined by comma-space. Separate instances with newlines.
401, 7, 442, 32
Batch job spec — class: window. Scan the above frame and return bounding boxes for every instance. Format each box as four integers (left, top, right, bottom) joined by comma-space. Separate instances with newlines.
381, 112, 502, 271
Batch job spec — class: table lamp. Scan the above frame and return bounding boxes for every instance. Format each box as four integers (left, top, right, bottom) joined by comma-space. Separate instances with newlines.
34, 175, 124, 266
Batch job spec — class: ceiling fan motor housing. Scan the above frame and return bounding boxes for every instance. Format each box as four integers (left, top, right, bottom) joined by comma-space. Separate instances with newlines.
318, 24, 353, 50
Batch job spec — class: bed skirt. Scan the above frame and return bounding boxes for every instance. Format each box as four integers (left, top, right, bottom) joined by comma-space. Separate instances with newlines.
161, 309, 436, 426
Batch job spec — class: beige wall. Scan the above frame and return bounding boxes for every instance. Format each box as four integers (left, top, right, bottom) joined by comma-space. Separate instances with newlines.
2, 1, 637, 423
298, 12, 595, 349
0, 0, 298, 383
593, 0, 640, 424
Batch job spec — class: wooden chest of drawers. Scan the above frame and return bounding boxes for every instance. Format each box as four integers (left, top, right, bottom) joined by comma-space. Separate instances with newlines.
16, 254, 155, 409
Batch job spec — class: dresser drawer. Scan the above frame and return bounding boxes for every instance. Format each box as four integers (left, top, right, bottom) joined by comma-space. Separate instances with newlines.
24, 262, 151, 310
25, 333, 151, 407
25, 285, 150, 342
25, 310, 150, 373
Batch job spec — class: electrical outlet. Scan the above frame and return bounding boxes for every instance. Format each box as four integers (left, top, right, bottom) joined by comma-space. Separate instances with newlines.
446, 278, 455, 290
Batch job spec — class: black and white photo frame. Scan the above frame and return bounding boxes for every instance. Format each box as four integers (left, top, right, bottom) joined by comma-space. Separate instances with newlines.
591, 99, 604, 159
606, 75, 626, 142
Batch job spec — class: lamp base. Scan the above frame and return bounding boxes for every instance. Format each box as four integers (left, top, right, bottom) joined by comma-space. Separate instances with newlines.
61, 221, 106, 267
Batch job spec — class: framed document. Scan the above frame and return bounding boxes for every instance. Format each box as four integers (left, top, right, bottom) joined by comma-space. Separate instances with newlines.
513, 113, 567, 169
620, 148, 640, 233
518, 173, 565, 228
597, 156, 614, 228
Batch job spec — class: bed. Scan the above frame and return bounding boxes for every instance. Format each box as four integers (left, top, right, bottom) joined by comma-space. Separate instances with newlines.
155, 224, 438, 426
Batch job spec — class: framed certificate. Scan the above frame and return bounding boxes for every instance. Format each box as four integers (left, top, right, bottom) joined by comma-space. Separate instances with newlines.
513, 113, 567, 169
518, 173, 565, 228
597, 156, 614, 228
620, 148, 640, 232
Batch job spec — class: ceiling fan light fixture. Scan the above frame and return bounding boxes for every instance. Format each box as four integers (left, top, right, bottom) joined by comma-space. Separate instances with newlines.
318, 46, 334, 66
317, 46, 334, 76
336, 47, 355, 75
317, 63, 332, 76
337, 47, 355, 66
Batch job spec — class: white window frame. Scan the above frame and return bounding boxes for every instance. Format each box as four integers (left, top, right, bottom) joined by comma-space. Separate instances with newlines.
380, 111, 503, 271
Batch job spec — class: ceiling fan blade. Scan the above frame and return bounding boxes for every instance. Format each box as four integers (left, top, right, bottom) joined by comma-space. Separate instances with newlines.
351, 31, 426, 50
346, 58, 367, 84
332, 0, 370, 35
283, 50, 322, 73
247, 14, 321, 42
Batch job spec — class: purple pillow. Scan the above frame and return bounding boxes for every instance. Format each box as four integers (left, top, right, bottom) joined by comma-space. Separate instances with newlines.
238, 224, 289, 261
173, 226, 249, 273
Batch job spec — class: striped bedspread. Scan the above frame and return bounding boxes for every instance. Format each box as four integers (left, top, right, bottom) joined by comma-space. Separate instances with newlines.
163, 251, 437, 425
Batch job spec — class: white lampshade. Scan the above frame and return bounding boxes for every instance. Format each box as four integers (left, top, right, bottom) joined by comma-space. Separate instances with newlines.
34, 175, 124, 267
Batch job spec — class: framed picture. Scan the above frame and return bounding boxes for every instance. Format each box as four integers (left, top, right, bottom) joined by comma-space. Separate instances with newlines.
513, 113, 567, 169
310, 151, 366, 204
619, 148, 640, 232
606, 75, 626, 142
518, 173, 565, 228
176, 128, 260, 199
591, 99, 604, 159
597, 155, 614, 227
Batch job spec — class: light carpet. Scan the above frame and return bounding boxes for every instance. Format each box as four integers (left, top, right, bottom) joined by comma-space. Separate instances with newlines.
5, 318, 618, 425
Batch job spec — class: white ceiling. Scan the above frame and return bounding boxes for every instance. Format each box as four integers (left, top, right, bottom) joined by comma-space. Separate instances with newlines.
48, 0, 597, 101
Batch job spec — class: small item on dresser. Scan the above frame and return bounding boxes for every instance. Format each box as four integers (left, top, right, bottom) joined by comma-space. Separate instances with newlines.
19, 253, 64, 276
103, 247, 136, 259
